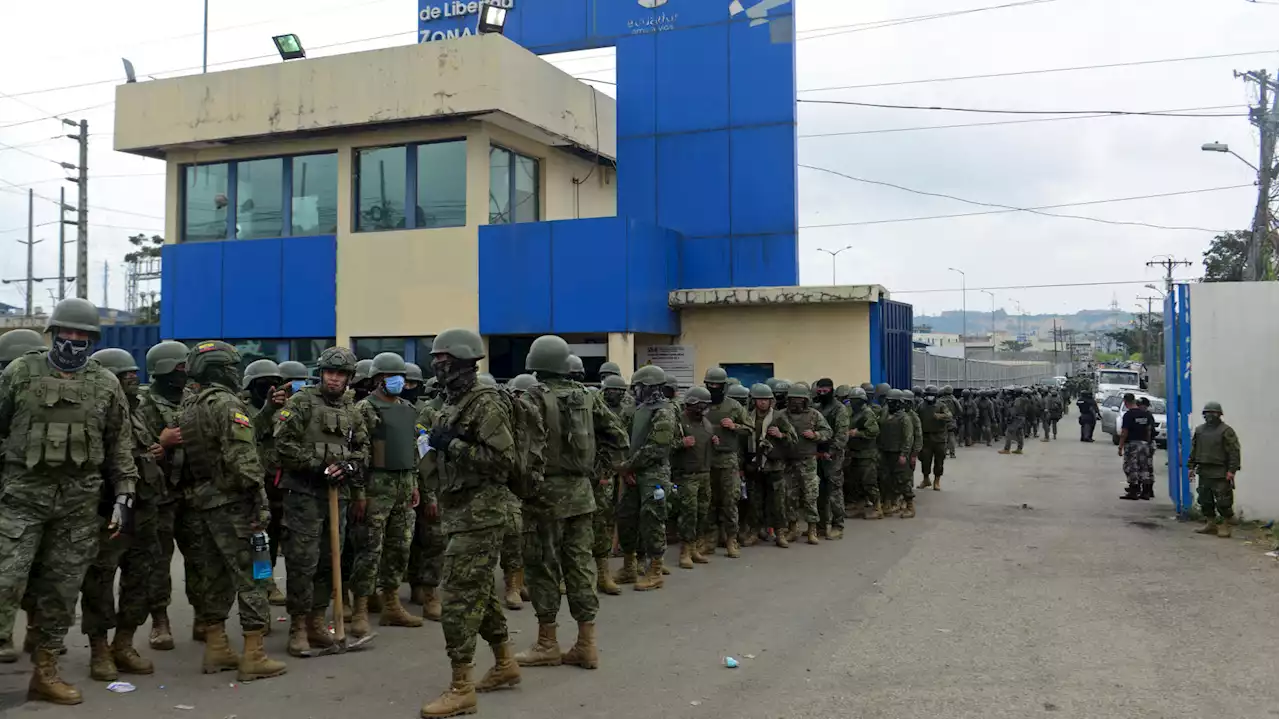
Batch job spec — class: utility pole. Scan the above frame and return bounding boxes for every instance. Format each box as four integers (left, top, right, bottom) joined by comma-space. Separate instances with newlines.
1146, 256, 1193, 294
21, 191, 41, 316
102, 261, 109, 308
1138, 295, 1162, 362
1237, 69, 1278, 281
63, 119, 89, 300
57, 186, 74, 300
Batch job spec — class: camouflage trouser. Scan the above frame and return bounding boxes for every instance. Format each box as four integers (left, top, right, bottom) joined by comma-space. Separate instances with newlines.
501, 506, 523, 577
408, 513, 445, 588
920, 439, 947, 478
707, 463, 741, 546
169, 499, 206, 616
149, 499, 183, 613
282, 489, 347, 616
350, 471, 416, 597
847, 455, 879, 506
1003, 418, 1026, 450
524, 512, 597, 624
79, 519, 131, 637
191, 498, 270, 631
1123, 441, 1154, 492
116, 498, 159, 630
673, 471, 710, 544
0, 489, 100, 652
878, 452, 910, 505
616, 470, 670, 559
817, 452, 846, 529
441, 526, 509, 666
591, 474, 617, 559
980, 421, 993, 445
745, 466, 786, 532
1028, 416, 1040, 437
785, 457, 820, 525
1196, 476, 1234, 521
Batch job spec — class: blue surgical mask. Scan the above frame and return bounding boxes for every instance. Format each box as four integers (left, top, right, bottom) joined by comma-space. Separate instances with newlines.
291, 380, 307, 393
384, 375, 406, 395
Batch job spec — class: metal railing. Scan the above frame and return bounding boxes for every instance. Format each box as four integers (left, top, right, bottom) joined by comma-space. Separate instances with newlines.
910, 350, 1061, 388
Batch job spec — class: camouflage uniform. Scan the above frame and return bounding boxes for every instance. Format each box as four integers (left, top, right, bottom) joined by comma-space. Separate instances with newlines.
783, 384, 833, 540
703, 387, 751, 555
917, 391, 952, 485
844, 396, 881, 515
1188, 406, 1241, 530
617, 367, 678, 583
410, 402, 447, 618
1002, 394, 1029, 452
672, 397, 714, 553
743, 385, 796, 543
592, 383, 628, 565
1045, 393, 1063, 440
815, 389, 850, 535
938, 388, 961, 458
876, 392, 917, 515
976, 393, 995, 446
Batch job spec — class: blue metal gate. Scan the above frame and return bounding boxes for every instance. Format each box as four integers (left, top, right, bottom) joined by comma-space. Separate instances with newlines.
876, 300, 913, 389
100, 324, 161, 383
1162, 284, 1193, 514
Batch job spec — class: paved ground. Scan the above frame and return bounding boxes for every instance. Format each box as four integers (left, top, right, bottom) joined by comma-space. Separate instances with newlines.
2, 431, 1276, 718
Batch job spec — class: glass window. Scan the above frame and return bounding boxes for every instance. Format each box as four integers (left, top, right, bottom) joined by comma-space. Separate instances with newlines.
223, 339, 283, 370
513, 154, 539, 223
489, 146, 539, 225
353, 338, 407, 361
413, 336, 438, 365
355, 146, 408, 232
416, 141, 467, 229
183, 163, 229, 242
289, 338, 333, 369
235, 157, 284, 239
291, 153, 338, 235
489, 148, 511, 224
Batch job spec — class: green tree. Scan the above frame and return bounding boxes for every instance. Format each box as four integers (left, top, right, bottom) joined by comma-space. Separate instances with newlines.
1203, 226, 1278, 282
999, 340, 1031, 352
125, 234, 163, 324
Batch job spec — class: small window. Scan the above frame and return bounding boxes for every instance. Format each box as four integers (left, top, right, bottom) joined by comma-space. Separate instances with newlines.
292, 153, 338, 235
183, 163, 230, 242
413, 337, 439, 364
489, 146, 539, 225
416, 141, 467, 229
353, 338, 408, 361
355, 146, 408, 232
235, 157, 284, 239
289, 338, 334, 369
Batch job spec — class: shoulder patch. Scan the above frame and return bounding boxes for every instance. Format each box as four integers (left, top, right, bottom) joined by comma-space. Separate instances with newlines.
277, 409, 293, 420
232, 411, 251, 427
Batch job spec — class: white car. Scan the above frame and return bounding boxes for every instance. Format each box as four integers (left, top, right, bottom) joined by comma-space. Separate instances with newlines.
1100, 393, 1166, 448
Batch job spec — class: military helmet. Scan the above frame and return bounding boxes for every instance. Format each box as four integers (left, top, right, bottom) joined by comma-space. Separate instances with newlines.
787, 381, 811, 399
961, 388, 971, 397
599, 361, 622, 377
242, 358, 282, 390
352, 359, 374, 383
912, 385, 924, 396
764, 377, 781, 392
850, 387, 868, 401
749, 383, 773, 400
941, 385, 954, 395
665, 376, 680, 391
1202, 401, 1223, 414
860, 382, 874, 393
924, 385, 938, 395
885, 388, 900, 401
146, 340, 189, 376
684, 386, 713, 404
567, 354, 585, 375
187, 340, 240, 378
727, 377, 741, 386
431, 328, 485, 361
317, 347, 358, 373
278, 360, 311, 381
773, 380, 791, 396
477, 373, 498, 387
509, 373, 538, 392
728, 383, 750, 401
0, 329, 45, 363
835, 384, 851, 399
601, 374, 628, 390
405, 362, 423, 383
704, 366, 728, 383
91, 348, 138, 375
371, 352, 407, 376
632, 365, 667, 386
45, 297, 101, 336
874, 382, 890, 396
526, 335, 571, 374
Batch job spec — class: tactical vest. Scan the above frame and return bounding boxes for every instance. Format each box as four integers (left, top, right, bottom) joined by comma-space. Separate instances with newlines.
369, 396, 417, 471
540, 382, 596, 477
1192, 422, 1228, 467
178, 386, 256, 498
819, 400, 847, 454
303, 391, 355, 464
877, 413, 904, 452
848, 406, 877, 455
787, 409, 818, 458
10, 355, 107, 470
706, 399, 741, 454
676, 413, 714, 473
144, 390, 186, 487
919, 403, 948, 435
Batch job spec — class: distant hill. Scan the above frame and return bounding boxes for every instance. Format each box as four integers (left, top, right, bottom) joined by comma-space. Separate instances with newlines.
914, 309, 1135, 337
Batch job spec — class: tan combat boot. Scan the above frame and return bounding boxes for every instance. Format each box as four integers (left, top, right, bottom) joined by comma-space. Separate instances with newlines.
726, 536, 741, 558
917, 477, 931, 489
347, 589, 362, 619
28, 647, 82, 705
805, 523, 820, 545
306, 611, 336, 648
701, 536, 717, 558
266, 578, 287, 606
867, 501, 884, 520
237, 629, 286, 682
191, 621, 207, 643
775, 528, 790, 548
634, 558, 665, 591
997, 449, 1012, 455
350, 596, 372, 638
381, 588, 425, 628
88, 635, 118, 681
1012, 449, 1023, 455
420, 663, 476, 718
424, 587, 443, 622
614, 553, 639, 585
786, 521, 800, 543
933, 476, 942, 491
1216, 522, 1233, 538
596, 557, 621, 596
503, 571, 523, 610
475, 641, 521, 692
561, 621, 598, 669
828, 527, 844, 540
741, 532, 759, 548
514, 623, 561, 667
149, 610, 175, 650
678, 543, 694, 570
200, 622, 241, 674
286, 615, 310, 657
901, 499, 917, 519
1194, 520, 1217, 535
111, 626, 154, 675
410, 584, 429, 605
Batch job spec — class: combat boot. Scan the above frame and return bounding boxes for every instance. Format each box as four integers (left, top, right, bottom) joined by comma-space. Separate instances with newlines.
237, 629, 286, 682
692, 540, 711, 563
596, 558, 621, 595
561, 621, 598, 669
726, 536, 741, 559
514, 623, 562, 667
424, 587, 443, 622
150, 610, 175, 650
901, 500, 916, 519
344, 589, 358, 620
367, 591, 382, 615
867, 501, 883, 520
0, 638, 17, 664
267, 578, 287, 606
701, 536, 717, 557
28, 647, 81, 705
503, 571, 523, 610
286, 615, 310, 657
786, 521, 799, 543
1194, 520, 1218, 535
933, 476, 941, 491
306, 611, 336, 648
350, 596, 372, 638
88, 635, 118, 681
111, 626, 154, 675
1216, 522, 1233, 538
634, 558, 665, 591
997, 449, 1011, 455
381, 588, 425, 628
775, 530, 789, 548
1012, 449, 1023, 455
828, 527, 843, 540
475, 642, 521, 692
805, 524, 820, 545
917, 477, 931, 489
614, 553, 639, 585
190, 621, 207, 643
420, 663, 476, 718
411, 584, 429, 605
678, 543, 694, 569
200, 622, 241, 674
741, 532, 758, 548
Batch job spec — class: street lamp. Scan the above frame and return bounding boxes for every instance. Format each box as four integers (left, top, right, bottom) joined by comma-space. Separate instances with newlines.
1008, 298, 1024, 341
272, 34, 307, 60
948, 267, 967, 387
477, 0, 510, 34
979, 289, 995, 340
1200, 141, 1259, 171
816, 246, 852, 286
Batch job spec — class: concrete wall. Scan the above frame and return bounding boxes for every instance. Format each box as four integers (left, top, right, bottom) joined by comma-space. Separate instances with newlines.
1188, 282, 1278, 521
677, 304, 871, 385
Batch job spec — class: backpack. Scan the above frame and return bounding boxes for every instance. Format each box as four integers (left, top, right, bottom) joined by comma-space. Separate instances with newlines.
502, 390, 545, 500
537, 384, 596, 477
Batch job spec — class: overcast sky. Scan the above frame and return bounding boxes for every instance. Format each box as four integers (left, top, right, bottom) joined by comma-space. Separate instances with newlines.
0, 0, 1275, 316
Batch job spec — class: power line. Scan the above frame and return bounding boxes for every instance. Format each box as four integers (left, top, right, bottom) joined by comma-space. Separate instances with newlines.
890, 278, 1199, 295
0, 139, 64, 165
0, 101, 114, 130
798, 98, 1249, 117
797, 0, 1061, 41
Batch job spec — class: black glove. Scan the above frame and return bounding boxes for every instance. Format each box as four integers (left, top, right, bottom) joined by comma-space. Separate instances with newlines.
429, 428, 458, 456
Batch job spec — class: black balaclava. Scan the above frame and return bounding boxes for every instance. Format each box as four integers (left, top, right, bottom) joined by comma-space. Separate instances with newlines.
815, 378, 834, 405
432, 355, 478, 398
635, 384, 665, 405
402, 382, 423, 405
117, 372, 140, 403
155, 369, 188, 403
706, 383, 726, 405
48, 332, 94, 373
248, 377, 275, 409
198, 364, 242, 392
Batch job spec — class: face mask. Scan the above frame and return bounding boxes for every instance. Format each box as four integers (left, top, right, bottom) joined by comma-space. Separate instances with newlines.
384, 375, 406, 395
925, 395, 937, 404
1204, 413, 1221, 424
118, 374, 140, 398
816, 392, 833, 405
50, 335, 93, 372
291, 380, 307, 394
249, 380, 272, 408
707, 386, 726, 404
851, 398, 865, 410
402, 385, 423, 404
687, 404, 707, 418
603, 390, 624, 407
787, 399, 806, 413
432, 356, 477, 395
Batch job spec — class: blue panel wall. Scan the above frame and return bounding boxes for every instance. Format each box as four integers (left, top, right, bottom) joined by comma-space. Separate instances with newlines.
162, 242, 223, 340
868, 302, 884, 386
679, 237, 732, 290
881, 299, 914, 389
99, 324, 161, 383
550, 217, 627, 333
625, 222, 679, 336
221, 239, 282, 339
479, 223, 553, 335
280, 236, 337, 338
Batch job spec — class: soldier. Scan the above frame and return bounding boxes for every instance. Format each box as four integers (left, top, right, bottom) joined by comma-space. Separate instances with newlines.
403, 362, 425, 405
998, 389, 1031, 455
814, 378, 850, 540
960, 389, 977, 447
976, 390, 996, 447
1076, 393, 1100, 442
844, 387, 882, 519
915, 385, 953, 492
1045, 388, 1064, 441
0, 298, 140, 704
876, 390, 917, 519
743, 383, 795, 547
782, 382, 833, 545
351, 352, 423, 636
1026, 386, 1042, 438
241, 359, 288, 605
351, 359, 375, 402
516, 336, 624, 669
904, 390, 923, 511
1189, 401, 1241, 538
726, 382, 754, 544
771, 379, 790, 410
672, 387, 715, 569
179, 341, 287, 682
938, 386, 961, 458
592, 374, 629, 594
615, 365, 677, 591
273, 346, 369, 658
500, 373, 540, 608
419, 329, 521, 717
599, 361, 634, 412
278, 361, 311, 391
409, 389, 446, 622
702, 367, 751, 558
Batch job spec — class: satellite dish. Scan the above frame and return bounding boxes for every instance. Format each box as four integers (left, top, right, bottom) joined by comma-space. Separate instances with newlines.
122, 58, 137, 83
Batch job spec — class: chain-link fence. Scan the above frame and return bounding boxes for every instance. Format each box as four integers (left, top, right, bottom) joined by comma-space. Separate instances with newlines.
911, 350, 1063, 388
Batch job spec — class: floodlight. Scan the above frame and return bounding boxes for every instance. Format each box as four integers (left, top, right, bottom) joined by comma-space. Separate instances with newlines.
272, 34, 306, 61
478, 2, 508, 35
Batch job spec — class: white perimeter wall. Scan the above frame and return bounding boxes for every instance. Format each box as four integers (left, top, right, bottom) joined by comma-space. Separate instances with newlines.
1188, 282, 1279, 521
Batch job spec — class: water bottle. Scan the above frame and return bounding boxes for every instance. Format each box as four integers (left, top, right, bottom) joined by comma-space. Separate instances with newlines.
652, 485, 665, 502
251, 531, 272, 581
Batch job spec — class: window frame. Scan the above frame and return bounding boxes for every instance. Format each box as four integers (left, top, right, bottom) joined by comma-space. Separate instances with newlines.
488, 144, 540, 225
352, 139, 468, 234
179, 151, 339, 243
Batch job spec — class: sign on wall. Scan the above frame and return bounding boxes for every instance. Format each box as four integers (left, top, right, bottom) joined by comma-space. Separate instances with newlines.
639, 344, 694, 390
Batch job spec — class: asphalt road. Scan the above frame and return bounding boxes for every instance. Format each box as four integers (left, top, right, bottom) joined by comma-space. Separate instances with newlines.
2, 433, 1276, 718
